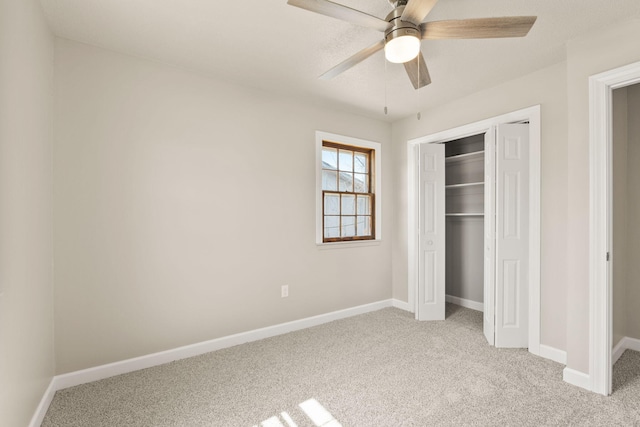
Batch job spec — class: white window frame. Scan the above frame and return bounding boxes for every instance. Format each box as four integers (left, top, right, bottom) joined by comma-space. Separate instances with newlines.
316, 131, 382, 246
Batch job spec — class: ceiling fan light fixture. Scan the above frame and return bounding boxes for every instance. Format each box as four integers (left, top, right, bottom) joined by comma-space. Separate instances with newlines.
384, 17, 421, 64
384, 34, 420, 63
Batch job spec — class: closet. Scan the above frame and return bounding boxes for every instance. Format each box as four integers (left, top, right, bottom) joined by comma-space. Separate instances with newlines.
417, 124, 530, 348
444, 135, 485, 310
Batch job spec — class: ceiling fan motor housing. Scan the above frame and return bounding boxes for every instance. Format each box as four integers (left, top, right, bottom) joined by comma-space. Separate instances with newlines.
384, 6, 421, 63
384, 6, 420, 41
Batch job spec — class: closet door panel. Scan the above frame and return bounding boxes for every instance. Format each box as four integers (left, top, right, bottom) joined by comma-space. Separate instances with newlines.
483, 128, 496, 345
502, 171, 522, 239
495, 124, 530, 348
418, 144, 446, 321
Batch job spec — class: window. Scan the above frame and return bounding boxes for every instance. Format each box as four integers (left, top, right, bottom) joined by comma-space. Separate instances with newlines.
316, 132, 381, 244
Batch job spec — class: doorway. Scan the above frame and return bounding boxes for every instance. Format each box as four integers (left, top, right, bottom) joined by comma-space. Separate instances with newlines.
611, 83, 640, 391
590, 61, 640, 395
407, 106, 542, 355
589, 61, 640, 396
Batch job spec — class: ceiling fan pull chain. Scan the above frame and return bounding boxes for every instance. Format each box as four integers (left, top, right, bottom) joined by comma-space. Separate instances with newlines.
384, 43, 388, 115
416, 55, 421, 120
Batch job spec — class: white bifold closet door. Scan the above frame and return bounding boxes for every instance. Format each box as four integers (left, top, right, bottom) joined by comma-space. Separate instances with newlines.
417, 143, 446, 321
418, 124, 529, 348
492, 123, 529, 347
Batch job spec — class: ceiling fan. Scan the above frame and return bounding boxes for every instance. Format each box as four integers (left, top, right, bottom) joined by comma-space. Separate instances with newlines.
287, 0, 537, 89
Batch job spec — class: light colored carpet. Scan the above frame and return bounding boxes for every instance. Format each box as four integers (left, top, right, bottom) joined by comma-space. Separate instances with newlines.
42, 305, 640, 426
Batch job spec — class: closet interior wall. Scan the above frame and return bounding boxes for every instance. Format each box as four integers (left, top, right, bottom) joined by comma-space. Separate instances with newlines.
444, 134, 485, 306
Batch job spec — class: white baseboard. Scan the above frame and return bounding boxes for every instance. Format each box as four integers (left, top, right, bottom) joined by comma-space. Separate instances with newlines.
55, 299, 394, 390
563, 367, 590, 391
446, 295, 483, 312
391, 299, 412, 312
31, 299, 395, 423
29, 378, 56, 427
561, 337, 640, 394
626, 336, 640, 352
538, 344, 567, 365
612, 336, 640, 364
613, 338, 626, 364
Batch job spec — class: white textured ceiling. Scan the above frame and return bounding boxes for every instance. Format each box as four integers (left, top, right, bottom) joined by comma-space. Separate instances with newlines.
40, 0, 640, 121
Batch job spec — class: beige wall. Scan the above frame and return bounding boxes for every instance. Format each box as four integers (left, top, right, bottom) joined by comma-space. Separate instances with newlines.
612, 87, 628, 348
0, 0, 55, 425
53, 39, 393, 374
391, 61, 569, 352
565, 17, 640, 374
626, 84, 640, 341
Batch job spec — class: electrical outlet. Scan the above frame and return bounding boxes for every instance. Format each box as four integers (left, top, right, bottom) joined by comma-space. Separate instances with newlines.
281, 285, 289, 298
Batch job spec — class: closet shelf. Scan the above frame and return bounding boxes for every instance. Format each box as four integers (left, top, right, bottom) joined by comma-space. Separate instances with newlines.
445, 213, 484, 217
445, 150, 485, 163
445, 181, 484, 189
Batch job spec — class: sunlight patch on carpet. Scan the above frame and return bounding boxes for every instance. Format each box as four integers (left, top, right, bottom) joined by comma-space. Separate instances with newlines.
255, 398, 342, 427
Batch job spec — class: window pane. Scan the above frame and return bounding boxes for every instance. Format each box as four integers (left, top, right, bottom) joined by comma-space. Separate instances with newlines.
357, 216, 372, 236
357, 195, 371, 215
338, 150, 353, 172
341, 194, 355, 215
322, 170, 337, 191
342, 216, 356, 237
324, 216, 340, 238
320, 140, 376, 243
322, 147, 337, 170
353, 173, 368, 193
354, 152, 368, 173
339, 172, 353, 192
324, 193, 340, 215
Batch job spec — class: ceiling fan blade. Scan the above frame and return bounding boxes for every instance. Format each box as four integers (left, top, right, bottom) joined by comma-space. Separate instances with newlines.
287, 0, 388, 32
319, 40, 385, 80
401, 0, 440, 25
421, 16, 537, 40
404, 52, 431, 89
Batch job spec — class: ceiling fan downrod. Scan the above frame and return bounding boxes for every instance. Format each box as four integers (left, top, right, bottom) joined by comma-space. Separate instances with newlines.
388, 0, 408, 8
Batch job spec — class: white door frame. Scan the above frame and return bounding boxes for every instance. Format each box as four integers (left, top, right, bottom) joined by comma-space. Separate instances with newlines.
407, 105, 541, 355
588, 60, 640, 396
